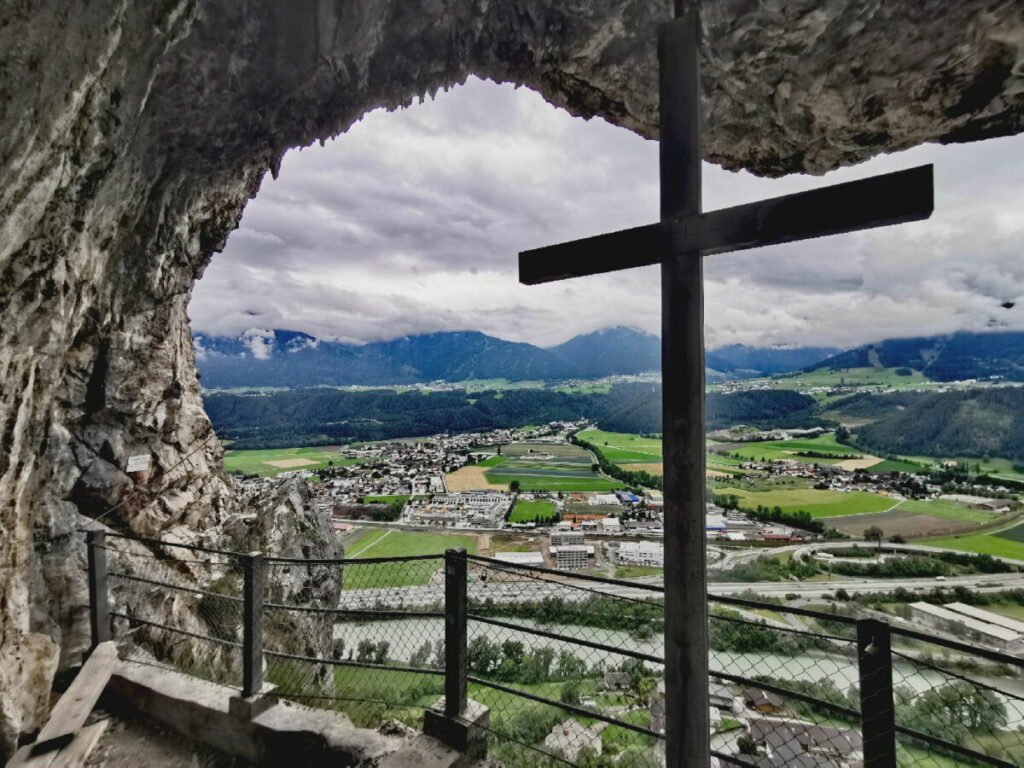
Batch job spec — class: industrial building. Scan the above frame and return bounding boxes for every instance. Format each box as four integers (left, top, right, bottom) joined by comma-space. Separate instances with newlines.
554, 545, 589, 571
616, 541, 664, 568
550, 529, 584, 546
908, 602, 1024, 652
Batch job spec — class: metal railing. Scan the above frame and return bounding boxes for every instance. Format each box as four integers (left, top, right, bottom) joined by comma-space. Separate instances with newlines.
88, 530, 1024, 767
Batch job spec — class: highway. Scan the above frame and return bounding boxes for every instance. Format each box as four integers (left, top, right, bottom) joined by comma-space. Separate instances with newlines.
334, 568, 1024, 610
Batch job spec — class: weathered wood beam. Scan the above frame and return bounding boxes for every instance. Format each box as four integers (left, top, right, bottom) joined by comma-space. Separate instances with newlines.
519, 164, 933, 285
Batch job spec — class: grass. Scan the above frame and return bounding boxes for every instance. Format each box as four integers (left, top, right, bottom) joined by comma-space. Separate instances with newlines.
485, 474, 624, 491
614, 565, 664, 579
578, 430, 663, 462
768, 366, 933, 389
868, 458, 929, 473
342, 530, 478, 590
223, 446, 372, 477
509, 500, 557, 523
725, 434, 865, 466
719, 487, 896, 518
922, 531, 1024, 560
894, 498, 999, 525
476, 456, 509, 467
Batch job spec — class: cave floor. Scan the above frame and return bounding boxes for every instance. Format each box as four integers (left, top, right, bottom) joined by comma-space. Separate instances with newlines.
87, 712, 241, 768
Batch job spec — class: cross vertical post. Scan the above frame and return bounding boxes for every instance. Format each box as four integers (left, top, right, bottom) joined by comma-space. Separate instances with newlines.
660, 7, 710, 767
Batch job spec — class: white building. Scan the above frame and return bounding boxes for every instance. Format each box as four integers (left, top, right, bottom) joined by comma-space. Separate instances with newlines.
617, 541, 664, 568
493, 551, 544, 567
404, 491, 511, 528
599, 517, 622, 534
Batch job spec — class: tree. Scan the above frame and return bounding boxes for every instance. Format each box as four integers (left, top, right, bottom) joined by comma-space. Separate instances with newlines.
737, 733, 760, 756
510, 480, 521, 493
835, 425, 851, 444
864, 525, 885, 550
560, 680, 582, 706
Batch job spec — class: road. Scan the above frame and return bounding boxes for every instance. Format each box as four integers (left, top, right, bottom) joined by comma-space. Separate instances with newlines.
334, 568, 1024, 610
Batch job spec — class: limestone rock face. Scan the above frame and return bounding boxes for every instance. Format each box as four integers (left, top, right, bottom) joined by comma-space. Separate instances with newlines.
0, 0, 1021, 757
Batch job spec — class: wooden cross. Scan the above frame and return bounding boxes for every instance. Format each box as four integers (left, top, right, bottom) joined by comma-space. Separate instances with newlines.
518, 5, 933, 767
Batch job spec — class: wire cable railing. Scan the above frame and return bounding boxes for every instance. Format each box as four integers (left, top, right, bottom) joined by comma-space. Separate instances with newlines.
86, 532, 1024, 767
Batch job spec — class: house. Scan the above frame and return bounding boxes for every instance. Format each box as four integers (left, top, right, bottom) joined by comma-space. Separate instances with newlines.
543, 719, 603, 762
748, 717, 864, 768
602, 671, 630, 690
599, 517, 622, 533
743, 688, 785, 714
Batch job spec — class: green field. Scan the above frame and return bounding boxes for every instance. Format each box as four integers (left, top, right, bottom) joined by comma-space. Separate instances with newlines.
485, 474, 623, 491
476, 456, 509, 467
894, 498, 999, 525
720, 487, 896, 518
484, 441, 618, 491
867, 458, 929, 473
342, 530, 477, 590
725, 434, 864, 466
578, 430, 663, 462
923, 529, 1024, 561
223, 446, 372, 477
768, 367, 933, 390
509, 500, 557, 523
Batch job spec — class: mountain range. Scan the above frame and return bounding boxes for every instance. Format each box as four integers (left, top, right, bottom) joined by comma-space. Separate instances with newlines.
805, 330, 1024, 382
193, 327, 842, 389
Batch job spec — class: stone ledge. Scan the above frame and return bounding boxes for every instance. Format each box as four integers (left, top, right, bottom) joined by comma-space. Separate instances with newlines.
105, 660, 466, 765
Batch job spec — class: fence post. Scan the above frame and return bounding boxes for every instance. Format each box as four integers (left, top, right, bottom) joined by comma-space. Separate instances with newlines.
858, 618, 897, 768
445, 547, 468, 717
86, 530, 111, 649
241, 551, 266, 698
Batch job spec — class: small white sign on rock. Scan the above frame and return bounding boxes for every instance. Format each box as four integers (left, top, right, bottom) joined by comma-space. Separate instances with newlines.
126, 454, 151, 473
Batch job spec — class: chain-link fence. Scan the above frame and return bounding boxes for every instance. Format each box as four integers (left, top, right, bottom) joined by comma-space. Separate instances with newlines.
89, 534, 1024, 768
99, 531, 248, 688
262, 553, 446, 729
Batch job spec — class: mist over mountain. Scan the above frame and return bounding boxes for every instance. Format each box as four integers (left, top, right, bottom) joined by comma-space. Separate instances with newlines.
805, 330, 1024, 381
706, 344, 842, 375
196, 327, 1024, 391
197, 327, 670, 389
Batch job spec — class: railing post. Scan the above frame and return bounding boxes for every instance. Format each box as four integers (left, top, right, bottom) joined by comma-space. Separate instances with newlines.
241, 551, 266, 697
86, 530, 111, 649
444, 547, 468, 717
858, 618, 897, 768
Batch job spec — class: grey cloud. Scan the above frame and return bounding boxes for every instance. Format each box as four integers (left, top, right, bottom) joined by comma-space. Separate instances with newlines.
190, 77, 1024, 350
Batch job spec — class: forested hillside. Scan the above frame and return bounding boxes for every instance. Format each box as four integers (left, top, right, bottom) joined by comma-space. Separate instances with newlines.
855, 388, 1024, 461
806, 331, 1024, 382
204, 383, 819, 448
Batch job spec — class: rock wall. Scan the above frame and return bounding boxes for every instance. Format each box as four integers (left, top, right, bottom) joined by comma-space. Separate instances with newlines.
0, 0, 1021, 757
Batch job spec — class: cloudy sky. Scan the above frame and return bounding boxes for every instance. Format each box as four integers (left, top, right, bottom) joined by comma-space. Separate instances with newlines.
190, 76, 1024, 350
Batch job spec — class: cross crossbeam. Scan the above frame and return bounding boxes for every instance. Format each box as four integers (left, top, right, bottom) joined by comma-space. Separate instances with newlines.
516, 6, 934, 767
520, 164, 933, 285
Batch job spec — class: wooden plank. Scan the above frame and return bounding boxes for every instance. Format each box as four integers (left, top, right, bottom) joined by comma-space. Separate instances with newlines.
518, 164, 934, 284
48, 720, 110, 768
29, 642, 117, 756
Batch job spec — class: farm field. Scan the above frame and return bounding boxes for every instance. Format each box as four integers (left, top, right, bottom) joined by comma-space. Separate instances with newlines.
501, 442, 591, 459
342, 529, 478, 590
894, 498, 999, 525
827, 508, 984, 539
445, 466, 508, 492
923, 530, 1024, 561
767, 367, 933, 390
719, 487, 895, 518
483, 441, 620, 491
723, 434, 864, 467
578, 430, 663, 462
581, 429, 751, 478
223, 446, 372, 477
485, 474, 623, 491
